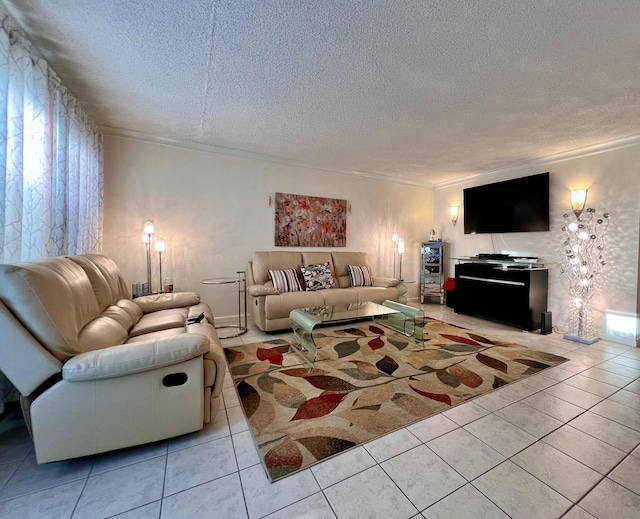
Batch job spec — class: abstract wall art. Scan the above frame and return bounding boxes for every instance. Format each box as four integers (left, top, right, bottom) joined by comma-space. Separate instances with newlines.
274, 192, 347, 247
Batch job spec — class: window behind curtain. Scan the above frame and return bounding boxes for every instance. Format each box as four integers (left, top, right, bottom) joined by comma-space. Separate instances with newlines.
0, 10, 103, 263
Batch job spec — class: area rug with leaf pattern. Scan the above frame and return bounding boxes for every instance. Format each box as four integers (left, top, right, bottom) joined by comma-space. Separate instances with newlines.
224, 317, 567, 482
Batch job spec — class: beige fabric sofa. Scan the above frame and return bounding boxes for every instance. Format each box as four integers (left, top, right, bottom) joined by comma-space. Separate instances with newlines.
247, 251, 400, 331
0, 254, 226, 463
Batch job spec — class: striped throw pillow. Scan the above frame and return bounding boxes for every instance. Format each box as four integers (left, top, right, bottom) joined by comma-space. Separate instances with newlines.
268, 269, 303, 292
348, 264, 374, 287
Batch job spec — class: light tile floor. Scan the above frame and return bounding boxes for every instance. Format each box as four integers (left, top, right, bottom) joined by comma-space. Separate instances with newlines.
1, 304, 640, 519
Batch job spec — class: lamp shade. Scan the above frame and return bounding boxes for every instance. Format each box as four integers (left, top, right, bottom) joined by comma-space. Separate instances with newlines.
143, 219, 155, 235
570, 190, 587, 218
155, 237, 166, 253
398, 238, 405, 254
450, 206, 460, 226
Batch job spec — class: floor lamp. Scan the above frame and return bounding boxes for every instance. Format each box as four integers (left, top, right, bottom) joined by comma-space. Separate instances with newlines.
392, 233, 398, 278
156, 238, 166, 293
142, 220, 154, 295
398, 238, 405, 281
561, 190, 609, 344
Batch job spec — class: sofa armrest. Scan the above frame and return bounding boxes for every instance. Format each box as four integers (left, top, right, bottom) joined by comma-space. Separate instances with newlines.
373, 277, 400, 288
62, 335, 210, 381
133, 292, 201, 313
247, 284, 280, 296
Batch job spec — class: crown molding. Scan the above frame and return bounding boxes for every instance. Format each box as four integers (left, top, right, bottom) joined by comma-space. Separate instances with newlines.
100, 126, 435, 189
101, 126, 640, 192
432, 133, 640, 190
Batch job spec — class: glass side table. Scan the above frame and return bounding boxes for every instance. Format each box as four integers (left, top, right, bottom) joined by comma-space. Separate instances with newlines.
398, 280, 416, 304
201, 271, 248, 338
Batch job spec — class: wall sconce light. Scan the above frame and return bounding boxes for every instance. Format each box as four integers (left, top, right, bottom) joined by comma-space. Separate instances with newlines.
142, 220, 155, 294
449, 206, 459, 226
155, 238, 166, 293
570, 189, 587, 219
397, 238, 405, 280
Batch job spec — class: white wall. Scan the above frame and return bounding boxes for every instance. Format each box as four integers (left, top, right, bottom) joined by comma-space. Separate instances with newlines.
433, 143, 640, 345
103, 134, 639, 344
103, 135, 434, 320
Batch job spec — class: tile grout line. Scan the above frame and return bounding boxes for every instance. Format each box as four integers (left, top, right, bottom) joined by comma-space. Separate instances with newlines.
228, 416, 252, 519
2, 306, 638, 518
566, 443, 640, 516
157, 451, 169, 519
421, 369, 640, 514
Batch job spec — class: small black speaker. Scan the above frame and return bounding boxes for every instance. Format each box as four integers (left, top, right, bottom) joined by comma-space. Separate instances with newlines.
540, 311, 552, 335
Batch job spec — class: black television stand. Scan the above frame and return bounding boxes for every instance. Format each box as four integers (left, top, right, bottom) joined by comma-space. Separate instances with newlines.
453, 259, 548, 331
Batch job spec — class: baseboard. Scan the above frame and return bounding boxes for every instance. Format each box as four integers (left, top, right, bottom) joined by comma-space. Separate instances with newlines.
213, 315, 237, 326
595, 331, 638, 348
554, 319, 638, 347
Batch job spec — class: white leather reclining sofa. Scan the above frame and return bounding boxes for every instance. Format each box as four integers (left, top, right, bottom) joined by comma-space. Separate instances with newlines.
0, 254, 226, 463
247, 251, 401, 331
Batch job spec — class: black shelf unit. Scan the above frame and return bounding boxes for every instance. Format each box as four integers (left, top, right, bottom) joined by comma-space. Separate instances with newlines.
454, 262, 548, 331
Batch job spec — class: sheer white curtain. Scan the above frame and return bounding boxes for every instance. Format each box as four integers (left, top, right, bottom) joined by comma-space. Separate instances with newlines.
0, 10, 103, 409
0, 11, 103, 264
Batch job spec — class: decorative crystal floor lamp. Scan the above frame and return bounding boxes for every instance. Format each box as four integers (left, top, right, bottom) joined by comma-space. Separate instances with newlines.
561, 189, 609, 344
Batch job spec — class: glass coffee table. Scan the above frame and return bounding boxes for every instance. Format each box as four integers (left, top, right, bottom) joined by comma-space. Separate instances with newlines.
289, 300, 424, 370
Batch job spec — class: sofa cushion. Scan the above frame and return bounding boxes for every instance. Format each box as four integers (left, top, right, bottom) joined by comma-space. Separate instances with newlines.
102, 305, 136, 330
332, 252, 370, 288
373, 276, 401, 288
115, 299, 144, 325
133, 292, 200, 313
68, 254, 130, 311
319, 288, 359, 306
252, 252, 303, 285
348, 265, 374, 287
0, 258, 101, 361
77, 316, 130, 352
264, 291, 325, 320
125, 327, 185, 343
301, 262, 336, 291
353, 286, 399, 304
129, 308, 190, 337
268, 268, 303, 293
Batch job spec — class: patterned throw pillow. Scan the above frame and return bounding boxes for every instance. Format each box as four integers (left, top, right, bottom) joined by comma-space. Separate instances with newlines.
301, 262, 336, 291
268, 269, 302, 293
348, 264, 374, 287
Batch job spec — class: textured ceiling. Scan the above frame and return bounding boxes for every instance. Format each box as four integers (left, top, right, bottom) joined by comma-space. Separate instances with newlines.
4, 0, 640, 187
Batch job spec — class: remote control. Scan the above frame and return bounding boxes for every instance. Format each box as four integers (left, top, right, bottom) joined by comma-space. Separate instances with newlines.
186, 312, 205, 325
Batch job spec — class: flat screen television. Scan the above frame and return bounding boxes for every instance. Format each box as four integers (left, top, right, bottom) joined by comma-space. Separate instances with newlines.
463, 172, 550, 234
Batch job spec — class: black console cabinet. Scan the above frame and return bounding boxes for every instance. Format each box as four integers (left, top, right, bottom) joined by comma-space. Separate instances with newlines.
454, 262, 548, 331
